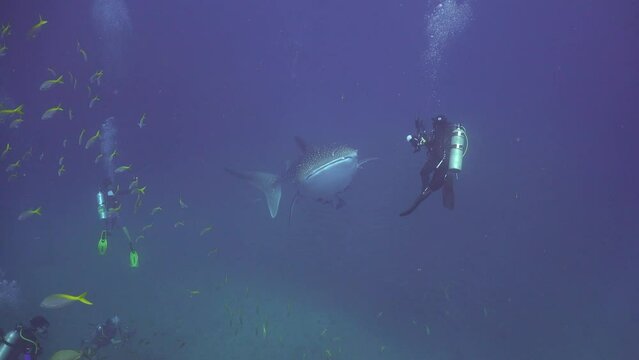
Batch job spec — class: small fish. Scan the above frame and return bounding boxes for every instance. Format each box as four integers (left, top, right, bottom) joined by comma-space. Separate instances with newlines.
0, 104, 23, 116
94, 154, 103, 164
174, 221, 185, 228
18, 206, 42, 220
28, 15, 48, 38
109, 149, 118, 161
22, 147, 32, 161
200, 226, 213, 237
39, 75, 64, 91
114, 164, 132, 174
179, 195, 188, 209
85, 130, 100, 149
133, 186, 147, 195
41, 104, 63, 120
128, 177, 139, 190
138, 113, 146, 128
1, 24, 11, 38
78, 129, 86, 145
0, 44, 7, 57
189, 290, 200, 296
62, 139, 67, 148
58, 156, 64, 165
1, 143, 11, 160
77, 42, 88, 62
207, 248, 218, 257
40, 291, 93, 309
142, 224, 153, 232
5, 160, 20, 173
57, 164, 65, 176
150, 206, 162, 215
47, 67, 57, 77
88, 96, 100, 109
135, 235, 145, 243
90, 70, 104, 86
9, 118, 23, 128
68, 109, 73, 120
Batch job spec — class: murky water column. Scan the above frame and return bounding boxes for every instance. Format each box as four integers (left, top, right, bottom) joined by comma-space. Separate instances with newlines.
92, 0, 132, 79
100, 117, 117, 182
423, 0, 472, 104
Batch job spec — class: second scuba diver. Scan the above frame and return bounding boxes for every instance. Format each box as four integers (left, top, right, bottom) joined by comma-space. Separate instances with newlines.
400, 115, 468, 216
97, 178, 139, 267
81, 315, 134, 359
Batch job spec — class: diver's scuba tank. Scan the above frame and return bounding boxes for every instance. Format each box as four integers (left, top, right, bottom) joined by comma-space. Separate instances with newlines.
0, 329, 19, 360
97, 191, 107, 220
448, 124, 468, 173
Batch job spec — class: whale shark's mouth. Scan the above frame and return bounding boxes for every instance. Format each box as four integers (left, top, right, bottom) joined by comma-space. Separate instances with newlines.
305, 156, 355, 181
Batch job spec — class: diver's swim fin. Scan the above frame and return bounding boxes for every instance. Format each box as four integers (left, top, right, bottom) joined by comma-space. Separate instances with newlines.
400, 188, 433, 217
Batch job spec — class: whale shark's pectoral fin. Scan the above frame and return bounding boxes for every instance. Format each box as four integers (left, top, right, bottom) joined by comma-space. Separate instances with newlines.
333, 196, 346, 209
358, 157, 379, 168
225, 168, 282, 218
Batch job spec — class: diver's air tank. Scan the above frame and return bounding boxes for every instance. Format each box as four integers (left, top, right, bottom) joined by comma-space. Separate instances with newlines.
97, 192, 107, 220
448, 124, 467, 173
0, 329, 19, 360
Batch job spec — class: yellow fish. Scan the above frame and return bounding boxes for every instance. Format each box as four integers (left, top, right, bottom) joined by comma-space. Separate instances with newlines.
18, 207, 41, 221
28, 15, 48, 38
0, 104, 23, 115
40, 291, 93, 309
1, 24, 11, 38
114, 164, 132, 174
85, 130, 100, 150
50, 349, 82, 360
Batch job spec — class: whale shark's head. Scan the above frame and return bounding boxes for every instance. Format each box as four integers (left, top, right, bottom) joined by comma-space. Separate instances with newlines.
295, 145, 359, 200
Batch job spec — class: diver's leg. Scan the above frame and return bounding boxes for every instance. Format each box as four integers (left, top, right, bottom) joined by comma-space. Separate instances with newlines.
442, 175, 455, 210
419, 160, 436, 190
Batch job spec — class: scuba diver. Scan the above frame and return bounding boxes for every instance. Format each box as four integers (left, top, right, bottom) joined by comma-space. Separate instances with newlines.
81, 316, 134, 359
0, 315, 50, 360
400, 115, 468, 216
97, 178, 139, 268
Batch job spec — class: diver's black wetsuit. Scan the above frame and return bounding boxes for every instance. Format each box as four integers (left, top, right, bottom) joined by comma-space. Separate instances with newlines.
400, 117, 455, 216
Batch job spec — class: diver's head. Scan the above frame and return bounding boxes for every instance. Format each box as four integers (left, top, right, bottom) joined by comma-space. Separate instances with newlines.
100, 178, 112, 191
30, 315, 50, 334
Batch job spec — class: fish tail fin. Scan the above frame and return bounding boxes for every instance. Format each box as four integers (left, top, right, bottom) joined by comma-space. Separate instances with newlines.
226, 168, 281, 218
77, 292, 93, 305
16, 104, 23, 115
33, 207, 42, 215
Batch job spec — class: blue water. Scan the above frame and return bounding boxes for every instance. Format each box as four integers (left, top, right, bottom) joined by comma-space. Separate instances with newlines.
1, 0, 638, 359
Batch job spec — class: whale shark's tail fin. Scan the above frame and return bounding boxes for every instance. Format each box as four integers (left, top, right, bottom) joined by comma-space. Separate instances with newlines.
225, 168, 282, 218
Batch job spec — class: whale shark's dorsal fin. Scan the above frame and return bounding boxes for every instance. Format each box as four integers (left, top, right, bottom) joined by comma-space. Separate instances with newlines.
294, 136, 310, 153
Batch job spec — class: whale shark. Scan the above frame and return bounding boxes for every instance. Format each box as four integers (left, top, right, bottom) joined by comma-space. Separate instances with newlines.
226, 137, 376, 220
